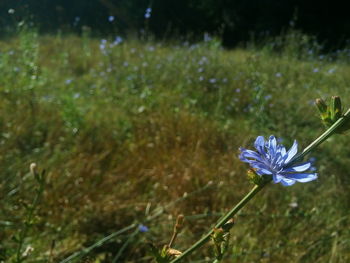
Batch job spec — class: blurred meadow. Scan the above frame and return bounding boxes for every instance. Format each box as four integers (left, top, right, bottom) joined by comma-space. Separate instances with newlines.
1, 25, 350, 262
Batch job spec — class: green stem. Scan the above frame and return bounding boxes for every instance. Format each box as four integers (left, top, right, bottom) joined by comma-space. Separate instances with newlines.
171, 184, 265, 263
16, 178, 45, 263
170, 108, 350, 263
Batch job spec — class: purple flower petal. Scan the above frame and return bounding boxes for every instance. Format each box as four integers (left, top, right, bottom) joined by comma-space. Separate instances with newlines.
254, 136, 266, 154
280, 178, 296, 186
283, 162, 311, 172
268, 136, 277, 155
284, 140, 298, 163
240, 149, 264, 161
282, 172, 318, 182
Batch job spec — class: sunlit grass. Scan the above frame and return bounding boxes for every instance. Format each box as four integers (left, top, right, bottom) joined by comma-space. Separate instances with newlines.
1, 29, 350, 262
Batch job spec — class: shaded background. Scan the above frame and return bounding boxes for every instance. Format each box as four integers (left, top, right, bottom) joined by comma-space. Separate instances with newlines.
0, 0, 349, 50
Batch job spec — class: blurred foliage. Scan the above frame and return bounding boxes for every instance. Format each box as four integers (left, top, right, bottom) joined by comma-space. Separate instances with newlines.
1, 0, 350, 49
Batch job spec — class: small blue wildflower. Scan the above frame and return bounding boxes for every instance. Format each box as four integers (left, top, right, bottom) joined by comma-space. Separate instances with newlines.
264, 94, 272, 100
328, 68, 336, 74
99, 39, 107, 52
239, 136, 317, 186
204, 32, 212, 42
275, 72, 282, 78
113, 36, 123, 45
138, 224, 149, 232
145, 7, 152, 19
108, 15, 115, 22
313, 68, 319, 73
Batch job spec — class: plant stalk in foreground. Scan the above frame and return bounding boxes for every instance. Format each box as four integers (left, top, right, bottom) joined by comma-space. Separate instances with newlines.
170, 108, 350, 263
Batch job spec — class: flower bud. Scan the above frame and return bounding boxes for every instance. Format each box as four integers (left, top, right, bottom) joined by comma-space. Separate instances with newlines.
211, 227, 230, 259
330, 96, 342, 122
212, 228, 225, 241
315, 98, 328, 115
247, 169, 271, 186
315, 96, 345, 129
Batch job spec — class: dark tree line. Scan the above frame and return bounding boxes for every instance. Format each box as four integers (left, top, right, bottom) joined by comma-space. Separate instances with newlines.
1, 0, 349, 49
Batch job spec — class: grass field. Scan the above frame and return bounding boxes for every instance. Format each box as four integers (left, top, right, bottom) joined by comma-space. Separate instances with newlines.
1, 29, 350, 262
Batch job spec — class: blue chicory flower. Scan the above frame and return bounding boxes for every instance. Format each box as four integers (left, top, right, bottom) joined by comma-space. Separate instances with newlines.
239, 135, 317, 186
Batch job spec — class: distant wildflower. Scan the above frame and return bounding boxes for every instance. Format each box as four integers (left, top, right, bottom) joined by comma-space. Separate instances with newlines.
264, 94, 272, 100
239, 135, 317, 186
204, 32, 212, 42
73, 16, 80, 26
113, 36, 123, 45
198, 56, 208, 65
145, 7, 152, 19
108, 15, 115, 22
209, 78, 216, 83
313, 68, 319, 73
8, 9, 15, 14
328, 68, 336, 74
65, 79, 72, 85
99, 39, 107, 50
138, 224, 149, 232
275, 72, 282, 78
